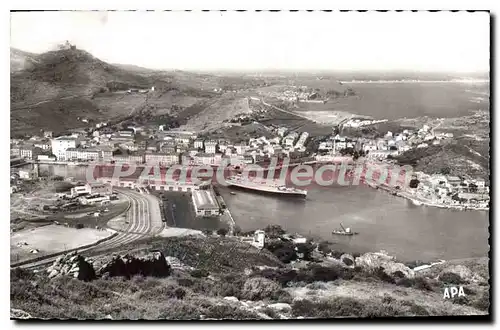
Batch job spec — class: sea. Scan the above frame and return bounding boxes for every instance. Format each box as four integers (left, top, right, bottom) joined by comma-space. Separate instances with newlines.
31, 81, 491, 262
336, 81, 490, 119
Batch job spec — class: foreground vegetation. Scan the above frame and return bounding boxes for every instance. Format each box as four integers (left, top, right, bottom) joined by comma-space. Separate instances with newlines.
11, 236, 489, 320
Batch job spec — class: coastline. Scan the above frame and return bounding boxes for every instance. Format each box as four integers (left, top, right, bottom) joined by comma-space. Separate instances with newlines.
366, 181, 489, 212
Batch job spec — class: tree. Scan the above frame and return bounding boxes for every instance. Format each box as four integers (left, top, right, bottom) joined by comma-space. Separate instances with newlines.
409, 179, 420, 189
216, 228, 228, 237
440, 167, 451, 175
274, 246, 297, 263
468, 183, 478, 193
296, 243, 315, 261
264, 225, 285, 238
317, 241, 332, 255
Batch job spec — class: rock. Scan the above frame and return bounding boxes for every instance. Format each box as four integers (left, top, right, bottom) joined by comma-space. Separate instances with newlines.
267, 303, 291, 312
340, 253, 355, 267
355, 251, 414, 279
97, 251, 171, 279
48, 269, 59, 278
46, 253, 96, 281
383, 262, 415, 279
10, 308, 32, 319
223, 296, 239, 303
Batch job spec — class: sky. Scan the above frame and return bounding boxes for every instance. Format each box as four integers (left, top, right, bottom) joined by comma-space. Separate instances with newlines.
10, 11, 490, 72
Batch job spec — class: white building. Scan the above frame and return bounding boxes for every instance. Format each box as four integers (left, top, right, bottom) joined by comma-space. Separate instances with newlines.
283, 132, 298, 147
192, 189, 221, 216
295, 132, 309, 148
194, 140, 204, 149
277, 127, 288, 137
65, 148, 100, 161
204, 140, 217, 154
235, 143, 247, 155
51, 136, 78, 161
144, 152, 179, 166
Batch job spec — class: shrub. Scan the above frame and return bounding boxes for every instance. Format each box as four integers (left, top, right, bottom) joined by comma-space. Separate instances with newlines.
273, 247, 297, 263
408, 303, 430, 316
473, 291, 490, 311
382, 294, 395, 304
292, 297, 367, 318
261, 306, 280, 319
190, 269, 209, 278
413, 277, 435, 292
330, 250, 344, 259
139, 284, 186, 300
395, 277, 413, 288
204, 304, 258, 320
241, 277, 282, 301
374, 267, 395, 284
439, 272, 464, 285
308, 265, 341, 282
451, 295, 470, 306
216, 228, 228, 237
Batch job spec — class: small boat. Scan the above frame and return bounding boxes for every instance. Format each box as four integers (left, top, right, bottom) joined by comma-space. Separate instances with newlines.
412, 200, 422, 206
230, 191, 236, 195
332, 223, 359, 236
332, 230, 359, 236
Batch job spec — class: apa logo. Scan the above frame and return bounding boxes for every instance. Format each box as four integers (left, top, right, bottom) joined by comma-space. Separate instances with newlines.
443, 286, 466, 299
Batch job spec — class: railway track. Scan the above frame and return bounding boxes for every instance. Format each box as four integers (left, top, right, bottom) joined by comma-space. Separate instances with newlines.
16, 187, 164, 270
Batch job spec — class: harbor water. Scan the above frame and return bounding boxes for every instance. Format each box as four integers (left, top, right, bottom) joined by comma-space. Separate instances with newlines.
217, 184, 489, 262
33, 163, 489, 262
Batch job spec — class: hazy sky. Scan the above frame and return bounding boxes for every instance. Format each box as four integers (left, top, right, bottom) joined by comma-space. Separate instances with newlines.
10, 11, 490, 72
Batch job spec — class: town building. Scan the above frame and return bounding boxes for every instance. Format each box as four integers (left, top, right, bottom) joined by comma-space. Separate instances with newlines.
78, 195, 111, 206
65, 148, 100, 161
295, 132, 309, 147
283, 132, 299, 146
19, 146, 42, 160
144, 152, 179, 166
277, 127, 288, 137
192, 153, 223, 166
194, 140, 204, 149
204, 140, 218, 154
10, 145, 20, 157
71, 183, 113, 197
112, 153, 145, 164
192, 189, 221, 216
51, 136, 78, 161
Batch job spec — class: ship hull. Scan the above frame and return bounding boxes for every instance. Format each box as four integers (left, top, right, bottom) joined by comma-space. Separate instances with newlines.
225, 182, 307, 198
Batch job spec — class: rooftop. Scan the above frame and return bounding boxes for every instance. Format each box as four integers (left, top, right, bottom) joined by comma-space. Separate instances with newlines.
192, 190, 219, 210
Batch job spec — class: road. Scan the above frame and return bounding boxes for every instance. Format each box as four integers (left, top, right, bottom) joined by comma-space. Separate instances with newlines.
16, 187, 164, 270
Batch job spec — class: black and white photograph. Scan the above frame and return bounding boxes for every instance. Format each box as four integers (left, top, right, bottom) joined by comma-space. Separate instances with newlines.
9, 9, 491, 320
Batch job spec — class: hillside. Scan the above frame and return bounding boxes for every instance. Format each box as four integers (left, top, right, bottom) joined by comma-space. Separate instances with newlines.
10, 47, 271, 136
11, 47, 152, 103
10, 48, 39, 73
11, 235, 489, 320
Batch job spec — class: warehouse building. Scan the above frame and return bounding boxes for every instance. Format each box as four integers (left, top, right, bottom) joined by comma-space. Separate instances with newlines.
192, 189, 221, 216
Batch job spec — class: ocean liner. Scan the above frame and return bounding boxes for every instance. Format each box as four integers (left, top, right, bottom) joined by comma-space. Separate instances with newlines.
225, 175, 307, 197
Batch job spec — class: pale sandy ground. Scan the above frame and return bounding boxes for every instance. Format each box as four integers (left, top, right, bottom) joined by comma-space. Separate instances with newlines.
158, 227, 205, 238
11, 224, 113, 262
106, 214, 128, 232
